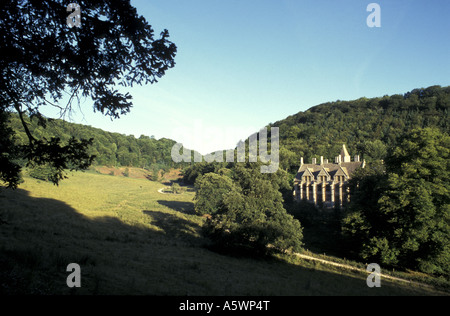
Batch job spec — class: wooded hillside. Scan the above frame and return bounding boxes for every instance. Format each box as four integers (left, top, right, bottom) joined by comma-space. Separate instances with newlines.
7, 113, 186, 171
271, 85, 449, 174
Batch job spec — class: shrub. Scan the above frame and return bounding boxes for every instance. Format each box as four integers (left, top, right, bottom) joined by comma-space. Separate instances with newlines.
196, 164, 303, 256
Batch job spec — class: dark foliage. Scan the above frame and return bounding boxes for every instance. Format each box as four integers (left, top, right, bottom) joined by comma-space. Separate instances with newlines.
343, 128, 449, 276
197, 162, 303, 257
0, 0, 176, 187
7, 113, 186, 172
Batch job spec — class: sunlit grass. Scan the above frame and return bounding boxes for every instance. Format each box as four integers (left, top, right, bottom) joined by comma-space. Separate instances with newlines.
0, 170, 447, 295
18, 170, 201, 229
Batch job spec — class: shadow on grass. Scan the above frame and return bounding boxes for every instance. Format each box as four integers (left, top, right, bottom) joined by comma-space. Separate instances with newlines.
142, 209, 200, 242
157, 200, 196, 215
0, 188, 445, 296
164, 178, 196, 192
0, 188, 201, 295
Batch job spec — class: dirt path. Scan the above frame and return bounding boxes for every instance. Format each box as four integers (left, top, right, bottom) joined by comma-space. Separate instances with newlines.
157, 188, 168, 194
294, 252, 395, 280
292, 252, 447, 293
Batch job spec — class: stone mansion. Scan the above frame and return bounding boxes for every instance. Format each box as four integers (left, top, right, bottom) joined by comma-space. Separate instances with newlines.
293, 144, 365, 208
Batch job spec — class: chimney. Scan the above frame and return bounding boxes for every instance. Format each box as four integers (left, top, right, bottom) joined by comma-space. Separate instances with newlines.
312, 157, 317, 164
324, 159, 328, 164
354, 155, 360, 162
341, 144, 351, 162
300, 157, 304, 165
320, 156, 323, 165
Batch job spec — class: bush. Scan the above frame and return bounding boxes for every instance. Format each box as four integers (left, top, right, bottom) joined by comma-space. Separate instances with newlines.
193, 173, 236, 215
171, 183, 184, 194
196, 163, 303, 257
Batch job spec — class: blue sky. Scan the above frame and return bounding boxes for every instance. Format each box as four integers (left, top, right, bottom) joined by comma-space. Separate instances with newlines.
44, 0, 450, 154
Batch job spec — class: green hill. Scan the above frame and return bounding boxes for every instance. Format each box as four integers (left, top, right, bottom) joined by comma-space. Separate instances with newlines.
270, 85, 449, 174
181, 85, 450, 187
6, 112, 191, 171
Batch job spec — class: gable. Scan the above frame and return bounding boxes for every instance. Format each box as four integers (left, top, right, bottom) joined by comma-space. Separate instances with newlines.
334, 166, 347, 176
317, 167, 330, 177
317, 167, 330, 181
303, 168, 314, 178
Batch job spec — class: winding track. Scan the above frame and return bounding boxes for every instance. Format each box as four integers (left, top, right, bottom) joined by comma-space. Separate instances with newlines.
290, 251, 448, 294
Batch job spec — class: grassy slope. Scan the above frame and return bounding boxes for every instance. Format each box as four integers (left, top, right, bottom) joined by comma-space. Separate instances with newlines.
0, 170, 446, 295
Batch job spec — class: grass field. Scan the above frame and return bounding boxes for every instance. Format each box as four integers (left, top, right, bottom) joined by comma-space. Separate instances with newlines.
0, 169, 448, 295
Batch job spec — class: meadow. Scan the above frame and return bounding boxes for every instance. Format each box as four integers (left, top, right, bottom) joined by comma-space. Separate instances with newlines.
0, 169, 447, 295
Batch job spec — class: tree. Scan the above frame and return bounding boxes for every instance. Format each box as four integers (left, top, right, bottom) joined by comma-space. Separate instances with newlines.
343, 128, 449, 275
171, 183, 184, 194
363, 140, 387, 162
197, 163, 303, 256
0, 110, 22, 187
182, 162, 223, 185
194, 173, 238, 215
378, 128, 449, 274
341, 161, 387, 258
150, 165, 162, 181
0, 0, 176, 188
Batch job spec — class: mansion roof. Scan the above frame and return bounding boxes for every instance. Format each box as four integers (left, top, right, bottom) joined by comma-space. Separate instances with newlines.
294, 145, 365, 183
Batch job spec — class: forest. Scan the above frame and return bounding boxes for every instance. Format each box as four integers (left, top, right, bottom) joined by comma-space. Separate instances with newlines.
6, 112, 192, 177
273, 85, 449, 176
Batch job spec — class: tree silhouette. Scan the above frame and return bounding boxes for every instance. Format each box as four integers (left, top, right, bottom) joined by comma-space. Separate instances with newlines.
0, 0, 176, 187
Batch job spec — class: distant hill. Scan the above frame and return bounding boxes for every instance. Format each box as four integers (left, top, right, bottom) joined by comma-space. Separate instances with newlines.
7, 113, 190, 171
268, 85, 450, 174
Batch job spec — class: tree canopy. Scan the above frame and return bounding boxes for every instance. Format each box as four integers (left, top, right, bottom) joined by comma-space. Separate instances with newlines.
343, 128, 450, 275
196, 162, 303, 256
7, 112, 187, 173
0, 0, 176, 187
